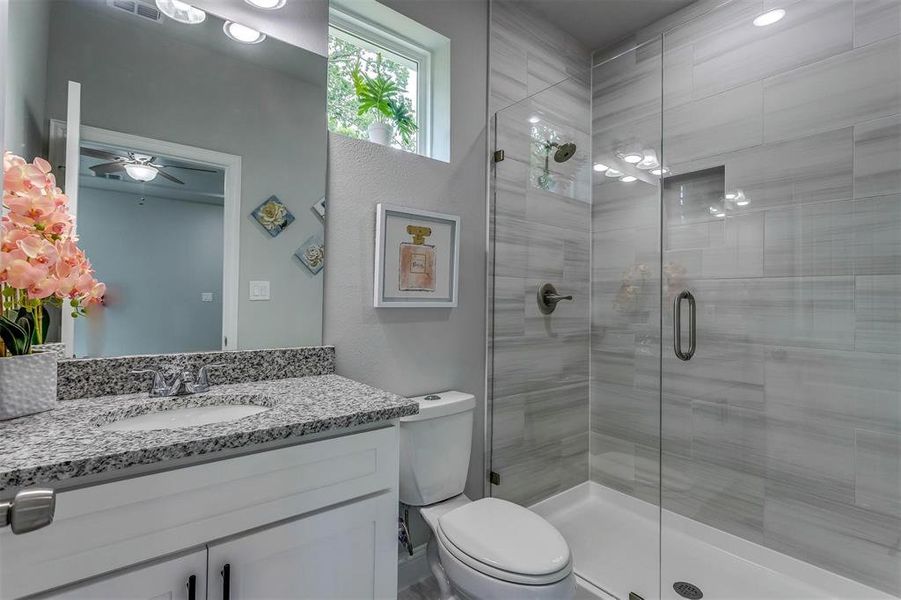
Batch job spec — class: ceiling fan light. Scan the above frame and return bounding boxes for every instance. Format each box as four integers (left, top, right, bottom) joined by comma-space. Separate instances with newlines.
245, 0, 287, 9
124, 164, 159, 182
155, 0, 206, 24
223, 21, 267, 44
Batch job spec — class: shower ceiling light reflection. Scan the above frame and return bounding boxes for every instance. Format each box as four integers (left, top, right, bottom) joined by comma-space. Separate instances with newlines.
753, 8, 785, 27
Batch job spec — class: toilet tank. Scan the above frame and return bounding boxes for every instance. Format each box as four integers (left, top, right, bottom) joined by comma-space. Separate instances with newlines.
399, 391, 476, 506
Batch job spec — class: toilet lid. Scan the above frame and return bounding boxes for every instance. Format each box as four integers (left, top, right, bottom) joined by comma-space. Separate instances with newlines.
437, 498, 571, 578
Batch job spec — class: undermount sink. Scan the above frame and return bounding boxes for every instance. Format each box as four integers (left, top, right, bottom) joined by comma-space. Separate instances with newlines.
96, 395, 275, 432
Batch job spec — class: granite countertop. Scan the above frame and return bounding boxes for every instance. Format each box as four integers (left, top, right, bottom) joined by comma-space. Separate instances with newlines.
0, 375, 418, 493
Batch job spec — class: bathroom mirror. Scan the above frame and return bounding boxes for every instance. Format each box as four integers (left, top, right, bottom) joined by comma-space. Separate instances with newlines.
3, 0, 327, 357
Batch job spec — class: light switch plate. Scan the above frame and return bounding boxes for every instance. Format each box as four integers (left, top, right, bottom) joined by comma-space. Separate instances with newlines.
249, 280, 270, 301
201, 292, 214, 302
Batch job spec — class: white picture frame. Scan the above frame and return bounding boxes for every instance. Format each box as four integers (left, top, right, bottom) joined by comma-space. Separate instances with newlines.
374, 203, 460, 308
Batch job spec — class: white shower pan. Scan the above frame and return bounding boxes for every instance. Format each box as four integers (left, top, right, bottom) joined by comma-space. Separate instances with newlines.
531, 482, 896, 600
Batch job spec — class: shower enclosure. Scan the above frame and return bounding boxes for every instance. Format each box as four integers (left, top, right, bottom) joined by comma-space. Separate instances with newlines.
488, 1, 901, 598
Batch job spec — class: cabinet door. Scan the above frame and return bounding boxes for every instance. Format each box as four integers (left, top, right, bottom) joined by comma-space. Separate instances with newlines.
38, 548, 207, 600
207, 493, 397, 600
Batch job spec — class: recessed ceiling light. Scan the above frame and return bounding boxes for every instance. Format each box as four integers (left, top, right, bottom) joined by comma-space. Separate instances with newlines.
224, 21, 266, 44
528, 115, 541, 124
605, 169, 623, 178
623, 153, 643, 164
245, 0, 286, 9
650, 167, 670, 176
725, 192, 737, 200
715, 212, 726, 218
736, 199, 750, 206
753, 8, 785, 27
636, 150, 659, 170
155, 0, 206, 24
620, 175, 637, 183
124, 164, 159, 182
593, 163, 609, 172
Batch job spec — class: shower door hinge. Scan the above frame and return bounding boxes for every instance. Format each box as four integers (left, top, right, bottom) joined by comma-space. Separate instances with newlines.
493, 149, 505, 163
489, 471, 501, 485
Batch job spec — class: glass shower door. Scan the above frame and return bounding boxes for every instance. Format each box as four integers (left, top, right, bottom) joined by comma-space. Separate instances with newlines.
660, 1, 901, 598
583, 40, 665, 599
489, 77, 592, 507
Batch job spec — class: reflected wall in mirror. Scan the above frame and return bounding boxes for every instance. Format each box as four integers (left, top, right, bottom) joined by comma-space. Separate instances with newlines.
3, 0, 328, 357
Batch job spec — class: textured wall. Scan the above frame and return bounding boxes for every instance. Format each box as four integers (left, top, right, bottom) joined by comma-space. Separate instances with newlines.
487, 2, 592, 506
323, 0, 489, 502
590, 0, 901, 594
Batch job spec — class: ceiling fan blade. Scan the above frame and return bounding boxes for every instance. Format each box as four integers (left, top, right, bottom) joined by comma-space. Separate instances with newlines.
89, 162, 126, 176
81, 147, 126, 161
157, 164, 219, 173
154, 169, 185, 185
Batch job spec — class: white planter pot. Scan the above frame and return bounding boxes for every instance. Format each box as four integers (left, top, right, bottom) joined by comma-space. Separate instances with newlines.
0, 351, 58, 420
368, 122, 393, 146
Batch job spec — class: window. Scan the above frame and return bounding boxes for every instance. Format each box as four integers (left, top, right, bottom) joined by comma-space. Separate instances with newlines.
327, 0, 450, 161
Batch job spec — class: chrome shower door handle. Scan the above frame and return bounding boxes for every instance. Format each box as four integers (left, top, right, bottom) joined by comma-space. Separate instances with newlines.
673, 290, 696, 361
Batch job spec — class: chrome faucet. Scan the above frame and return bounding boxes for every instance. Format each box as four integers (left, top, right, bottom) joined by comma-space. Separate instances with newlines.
131, 364, 225, 397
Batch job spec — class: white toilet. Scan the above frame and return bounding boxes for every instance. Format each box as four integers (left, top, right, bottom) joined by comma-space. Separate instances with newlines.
400, 391, 576, 600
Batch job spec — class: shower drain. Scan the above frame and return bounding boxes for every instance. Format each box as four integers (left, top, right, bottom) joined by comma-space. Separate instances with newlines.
673, 581, 704, 599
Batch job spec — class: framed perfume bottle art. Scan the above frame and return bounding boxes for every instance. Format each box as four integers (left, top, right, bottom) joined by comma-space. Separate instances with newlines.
374, 204, 460, 307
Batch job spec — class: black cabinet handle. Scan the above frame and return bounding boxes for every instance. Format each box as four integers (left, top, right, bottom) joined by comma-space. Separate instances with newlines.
186, 574, 196, 600
221, 563, 231, 600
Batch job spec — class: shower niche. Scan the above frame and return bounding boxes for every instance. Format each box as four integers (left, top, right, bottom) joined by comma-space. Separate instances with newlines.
662, 166, 726, 225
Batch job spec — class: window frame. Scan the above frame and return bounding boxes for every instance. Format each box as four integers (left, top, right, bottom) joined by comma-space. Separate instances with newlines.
328, 7, 432, 157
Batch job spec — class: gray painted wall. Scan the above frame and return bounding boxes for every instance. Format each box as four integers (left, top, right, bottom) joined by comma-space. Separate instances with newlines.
324, 0, 488, 504
3, 0, 48, 159
74, 188, 223, 357
0, 0, 6, 160
43, 0, 326, 351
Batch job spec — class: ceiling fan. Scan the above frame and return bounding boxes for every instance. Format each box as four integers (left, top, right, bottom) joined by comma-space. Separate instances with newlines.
81, 147, 217, 185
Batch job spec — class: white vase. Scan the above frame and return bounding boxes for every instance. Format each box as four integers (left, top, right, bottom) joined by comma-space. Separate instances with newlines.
0, 351, 58, 420
368, 122, 393, 146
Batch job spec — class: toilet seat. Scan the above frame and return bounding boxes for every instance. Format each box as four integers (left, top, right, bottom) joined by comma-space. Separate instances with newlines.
436, 498, 572, 586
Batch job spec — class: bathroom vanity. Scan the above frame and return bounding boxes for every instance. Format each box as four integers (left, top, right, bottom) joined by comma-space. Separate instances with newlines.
0, 356, 417, 599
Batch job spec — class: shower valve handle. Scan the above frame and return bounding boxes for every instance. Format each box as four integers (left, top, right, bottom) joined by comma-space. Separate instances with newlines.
537, 283, 573, 314
546, 293, 573, 303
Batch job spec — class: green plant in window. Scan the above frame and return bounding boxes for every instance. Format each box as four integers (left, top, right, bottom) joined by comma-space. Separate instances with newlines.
328, 36, 417, 150
350, 54, 418, 146
389, 98, 417, 146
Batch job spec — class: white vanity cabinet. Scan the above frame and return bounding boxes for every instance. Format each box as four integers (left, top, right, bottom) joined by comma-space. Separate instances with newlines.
207, 493, 396, 600
38, 549, 207, 600
1, 426, 400, 599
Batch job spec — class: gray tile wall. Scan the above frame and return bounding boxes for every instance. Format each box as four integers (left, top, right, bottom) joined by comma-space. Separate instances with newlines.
590, 0, 901, 594
489, 1, 592, 506
490, 1, 590, 114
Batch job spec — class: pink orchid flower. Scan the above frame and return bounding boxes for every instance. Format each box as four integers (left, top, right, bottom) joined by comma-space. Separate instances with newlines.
5, 259, 48, 290
27, 273, 58, 300
2, 151, 106, 322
